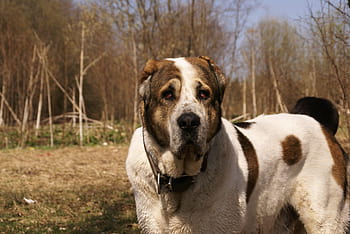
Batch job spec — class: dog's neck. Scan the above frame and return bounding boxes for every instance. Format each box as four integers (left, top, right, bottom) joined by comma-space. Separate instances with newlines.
143, 129, 207, 174
142, 122, 239, 214
142, 128, 209, 194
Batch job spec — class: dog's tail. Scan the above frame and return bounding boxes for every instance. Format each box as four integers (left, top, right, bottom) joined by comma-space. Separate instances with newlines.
290, 96, 339, 135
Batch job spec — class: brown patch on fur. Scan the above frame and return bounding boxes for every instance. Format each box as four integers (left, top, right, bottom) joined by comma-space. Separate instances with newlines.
186, 56, 226, 102
281, 135, 302, 166
322, 127, 348, 199
197, 56, 226, 95
185, 57, 227, 139
235, 127, 259, 203
138, 59, 181, 147
139, 59, 175, 84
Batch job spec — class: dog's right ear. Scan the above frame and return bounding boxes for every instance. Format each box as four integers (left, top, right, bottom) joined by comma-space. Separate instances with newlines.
139, 59, 158, 100
140, 59, 159, 83
138, 59, 160, 125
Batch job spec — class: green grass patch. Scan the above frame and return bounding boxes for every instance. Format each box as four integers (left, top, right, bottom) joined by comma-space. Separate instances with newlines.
0, 122, 132, 149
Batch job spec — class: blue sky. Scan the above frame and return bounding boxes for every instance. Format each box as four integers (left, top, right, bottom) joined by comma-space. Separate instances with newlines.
249, 0, 322, 24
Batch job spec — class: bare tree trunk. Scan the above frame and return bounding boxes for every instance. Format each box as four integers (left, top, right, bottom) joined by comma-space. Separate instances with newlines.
22, 46, 36, 131
188, 0, 195, 56
72, 88, 76, 128
310, 7, 350, 143
251, 47, 257, 117
132, 31, 138, 130
75, 21, 104, 146
44, 54, 54, 147
35, 42, 53, 138
79, 22, 85, 146
82, 94, 89, 144
306, 55, 317, 96
35, 69, 44, 136
242, 77, 247, 117
310, 56, 317, 96
268, 57, 288, 112
0, 74, 7, 126
34, 38, 54, 147
47, 69, 79, 112
63, 44, 68, 139
0, 91, 21, 126
21, 45, 38, 147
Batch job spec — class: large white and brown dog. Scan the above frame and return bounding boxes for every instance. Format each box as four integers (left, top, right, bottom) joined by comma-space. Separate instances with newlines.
126, 56, 349, 233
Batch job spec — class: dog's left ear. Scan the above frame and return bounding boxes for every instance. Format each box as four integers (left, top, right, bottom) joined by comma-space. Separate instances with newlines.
198, 56, 226, 103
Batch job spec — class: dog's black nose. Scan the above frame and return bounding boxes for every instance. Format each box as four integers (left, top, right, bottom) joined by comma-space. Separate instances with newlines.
177, 112, 200, 131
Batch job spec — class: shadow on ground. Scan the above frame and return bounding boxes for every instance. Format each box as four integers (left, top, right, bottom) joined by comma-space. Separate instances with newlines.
68, 189, 139, 234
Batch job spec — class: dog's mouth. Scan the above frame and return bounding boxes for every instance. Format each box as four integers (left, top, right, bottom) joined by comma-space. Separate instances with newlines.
159, 116, 210, 177
174, 141, 204, 161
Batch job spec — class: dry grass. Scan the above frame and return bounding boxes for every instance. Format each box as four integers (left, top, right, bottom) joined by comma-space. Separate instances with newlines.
1, 131, 347, 234
0, 145, 139, 233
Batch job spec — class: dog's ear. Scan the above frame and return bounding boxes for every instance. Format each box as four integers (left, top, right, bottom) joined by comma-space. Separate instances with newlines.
139, 59, 158, 100
198, 56, 226, 103
138, 59, 160, 125
139, 59, 159, 83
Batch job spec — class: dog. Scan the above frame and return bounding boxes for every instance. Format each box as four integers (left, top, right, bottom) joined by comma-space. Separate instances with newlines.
126, 56, 349, 233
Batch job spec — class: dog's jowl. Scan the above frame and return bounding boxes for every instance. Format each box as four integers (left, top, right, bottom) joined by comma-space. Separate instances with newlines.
126, 56, 349, 233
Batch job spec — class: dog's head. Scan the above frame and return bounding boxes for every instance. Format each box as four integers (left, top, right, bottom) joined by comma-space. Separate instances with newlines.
139, 56, 226, 174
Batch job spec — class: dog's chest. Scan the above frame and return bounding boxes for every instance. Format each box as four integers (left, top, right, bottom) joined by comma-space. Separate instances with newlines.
155, 189, 245, 233
166, 211, 242, 233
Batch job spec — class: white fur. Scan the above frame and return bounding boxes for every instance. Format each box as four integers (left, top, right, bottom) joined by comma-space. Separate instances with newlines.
127, 59, 349, 233
126, 115, 349, 233
166, 58, 208, 176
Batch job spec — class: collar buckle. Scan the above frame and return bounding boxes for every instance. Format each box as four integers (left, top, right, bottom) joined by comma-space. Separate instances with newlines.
157, 173, 173, 194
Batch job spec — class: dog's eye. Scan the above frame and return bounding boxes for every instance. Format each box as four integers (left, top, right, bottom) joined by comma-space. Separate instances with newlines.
198, 90, 210, 100
162, 90, 175, 101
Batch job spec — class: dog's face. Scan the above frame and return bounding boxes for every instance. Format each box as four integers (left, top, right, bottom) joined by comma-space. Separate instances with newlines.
139, 56, 226, 163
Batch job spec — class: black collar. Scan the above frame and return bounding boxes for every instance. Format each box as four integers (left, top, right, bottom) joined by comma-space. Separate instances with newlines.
142, 128, 208, 194
157, 173, 196, 194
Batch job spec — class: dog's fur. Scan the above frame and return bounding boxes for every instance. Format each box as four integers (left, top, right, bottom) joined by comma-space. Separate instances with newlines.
126, 57, 350, 233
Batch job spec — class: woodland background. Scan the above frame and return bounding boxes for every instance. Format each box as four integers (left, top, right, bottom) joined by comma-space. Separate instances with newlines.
0, 0, 349, 148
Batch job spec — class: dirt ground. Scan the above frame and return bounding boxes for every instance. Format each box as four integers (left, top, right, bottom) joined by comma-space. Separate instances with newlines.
1, 138, 348, 234
0, 145, 139, 234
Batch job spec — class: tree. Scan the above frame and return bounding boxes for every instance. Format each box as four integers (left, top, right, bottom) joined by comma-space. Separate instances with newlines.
308, 0, 350, 142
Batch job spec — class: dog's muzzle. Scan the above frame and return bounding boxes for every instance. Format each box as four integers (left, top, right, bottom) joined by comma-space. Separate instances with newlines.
175, 112, 204, 160
177, 112, 200, 140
